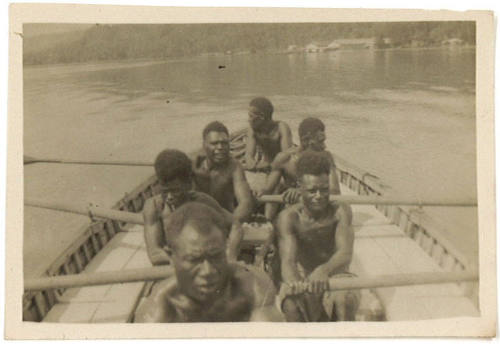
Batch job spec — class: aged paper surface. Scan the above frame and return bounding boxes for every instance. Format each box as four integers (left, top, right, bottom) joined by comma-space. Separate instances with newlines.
6, 3, 496, 338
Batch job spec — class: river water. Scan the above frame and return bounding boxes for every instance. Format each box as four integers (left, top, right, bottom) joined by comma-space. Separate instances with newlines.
24, 48, 477, 277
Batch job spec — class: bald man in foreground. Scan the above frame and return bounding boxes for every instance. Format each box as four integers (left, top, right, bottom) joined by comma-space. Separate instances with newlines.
134, 202, 284, 322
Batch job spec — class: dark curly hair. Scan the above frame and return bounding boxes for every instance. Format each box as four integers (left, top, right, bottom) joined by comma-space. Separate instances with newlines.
154, 149, 193, 185
296, 151, 331, 179
202, 121, 229, 139
298, 117, 325, 146
165, 202, 227, 247
249, 97, 274, 119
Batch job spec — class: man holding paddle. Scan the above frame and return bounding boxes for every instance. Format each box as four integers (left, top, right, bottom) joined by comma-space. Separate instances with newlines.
143, 149, 242, 265
275, 151, 360, 322
135, 202, 283, 322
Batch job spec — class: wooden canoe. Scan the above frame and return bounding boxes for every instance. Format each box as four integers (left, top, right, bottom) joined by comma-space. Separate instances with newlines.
22, 129, 479, 322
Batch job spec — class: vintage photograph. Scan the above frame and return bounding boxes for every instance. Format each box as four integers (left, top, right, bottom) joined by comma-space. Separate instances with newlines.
6, 4, 496, 339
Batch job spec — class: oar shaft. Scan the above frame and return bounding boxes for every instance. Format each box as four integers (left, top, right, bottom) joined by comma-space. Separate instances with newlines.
25, 198, 144, 225
24, 157, 152, 167
258, 195, 477, 207
24, 268, 477, 292
326, 270, 478, 291
25, 266, 174, 292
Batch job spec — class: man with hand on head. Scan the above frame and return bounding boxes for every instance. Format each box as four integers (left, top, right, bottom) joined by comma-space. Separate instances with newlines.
135, 202, 284, 323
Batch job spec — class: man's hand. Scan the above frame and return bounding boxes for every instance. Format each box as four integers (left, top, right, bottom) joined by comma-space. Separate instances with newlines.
150, 248, 170, 266
307, 265, 330, 294
282, 188, 301, 204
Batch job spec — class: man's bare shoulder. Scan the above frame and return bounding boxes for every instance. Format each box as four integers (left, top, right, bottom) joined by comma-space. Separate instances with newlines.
277, 120, 291, 133
232, 263, 277, 307
189, 149, 206, 167
143, 195, 162, 217
228, 157, 244, 172
134, 276, 177, 322
276, 203, 301, 226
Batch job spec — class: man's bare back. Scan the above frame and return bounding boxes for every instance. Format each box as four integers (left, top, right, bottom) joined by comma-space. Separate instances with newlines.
251, 121, 291, 166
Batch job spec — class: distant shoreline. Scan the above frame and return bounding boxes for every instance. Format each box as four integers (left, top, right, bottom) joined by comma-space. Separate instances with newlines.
24, 45, 476, 69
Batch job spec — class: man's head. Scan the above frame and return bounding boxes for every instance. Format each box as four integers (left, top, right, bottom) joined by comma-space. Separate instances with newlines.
203, 121, 230, 165
165, 202, 229, 303
154, 149, 193, 208
298, 117, 326, 151
297, 151, 331, 213
248, 97, 274, 130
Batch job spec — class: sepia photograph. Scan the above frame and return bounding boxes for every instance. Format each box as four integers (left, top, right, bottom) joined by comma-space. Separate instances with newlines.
5, 4, 496, 339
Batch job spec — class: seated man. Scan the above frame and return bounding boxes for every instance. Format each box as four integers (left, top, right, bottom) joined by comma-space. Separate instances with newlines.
143, 149, 240, 264
276, 151, 359, 322
261, 117, 342, 221
191, 121, 254, 260
245, 97, 293, 171
135, 202, 284, 322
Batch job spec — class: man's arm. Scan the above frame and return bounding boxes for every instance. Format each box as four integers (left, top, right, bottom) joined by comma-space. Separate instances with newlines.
143, 198, 170, 266
245, 126, 257, 169
248, 269, 285, 322
311, 204, 354, 279
261, 152, 287, 196
278, 121, 293, 152
227, 163, 254, 261
277, 209, 302, 283
232, 162, 254, 223
326, 151, 341, 195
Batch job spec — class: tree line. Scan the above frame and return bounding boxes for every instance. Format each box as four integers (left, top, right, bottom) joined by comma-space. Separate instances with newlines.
24, 22, 475, 65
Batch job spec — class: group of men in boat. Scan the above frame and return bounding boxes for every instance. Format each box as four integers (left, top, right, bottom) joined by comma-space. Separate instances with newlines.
134, 97, 359, 323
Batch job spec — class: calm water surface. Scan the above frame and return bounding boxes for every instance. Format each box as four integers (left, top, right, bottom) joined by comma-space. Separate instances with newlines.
24, 48, 477, 277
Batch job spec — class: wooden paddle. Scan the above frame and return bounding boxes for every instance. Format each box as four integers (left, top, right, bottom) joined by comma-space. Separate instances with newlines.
24, 268, 478, 292
24, 155, 153, 166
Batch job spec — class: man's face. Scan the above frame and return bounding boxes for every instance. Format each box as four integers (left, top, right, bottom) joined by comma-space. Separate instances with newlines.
204, 131, 230, 165
248, 106, 268, 130
299, 173, 330, 213
159, 177, 191, 209
171, 223, 229, 303
307, 130, 326, 152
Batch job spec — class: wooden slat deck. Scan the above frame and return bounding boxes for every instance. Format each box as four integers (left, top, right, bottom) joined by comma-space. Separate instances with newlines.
43, 225, 150, 323
345, 184, 479, 320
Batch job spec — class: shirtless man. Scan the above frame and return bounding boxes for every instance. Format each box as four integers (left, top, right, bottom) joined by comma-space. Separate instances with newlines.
245, 97, 293, 170
276, 151, 359, 322
191, 121, 254, 260
135, 202, 284, 322
261, 117, 341, 220
143, 149, 240, 265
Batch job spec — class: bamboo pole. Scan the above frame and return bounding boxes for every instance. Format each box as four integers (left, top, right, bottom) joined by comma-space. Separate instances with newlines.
24, 155, 153, 167
25, 198, 143, 225
25, 266, 174, 291
24, 268, 477, 292
258, 194, 477, 207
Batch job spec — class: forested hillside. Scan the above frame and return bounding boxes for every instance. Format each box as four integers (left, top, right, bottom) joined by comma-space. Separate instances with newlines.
24, 22, 475, 65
